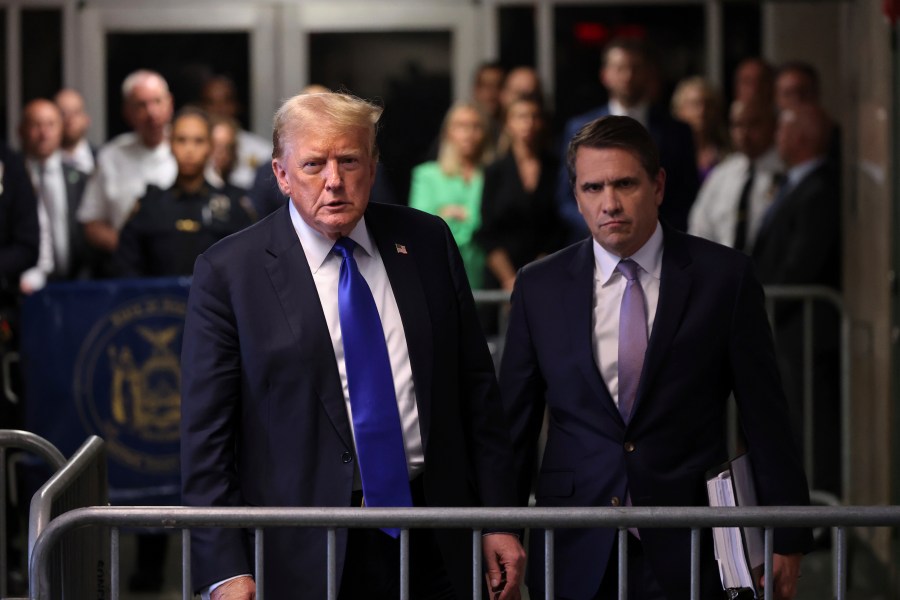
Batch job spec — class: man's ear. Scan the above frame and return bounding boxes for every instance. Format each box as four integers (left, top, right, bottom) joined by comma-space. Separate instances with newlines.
654, 168, 667, 207
272, 158, 291, 196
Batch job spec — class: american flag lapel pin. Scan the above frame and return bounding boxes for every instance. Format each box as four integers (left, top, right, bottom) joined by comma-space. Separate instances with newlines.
395, 243, 408, 255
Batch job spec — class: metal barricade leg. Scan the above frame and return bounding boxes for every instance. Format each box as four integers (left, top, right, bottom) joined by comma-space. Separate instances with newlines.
690, 528, 700, 600
327, 528, 337, 600
1, 446, 7, 600
544, 529, 554, 600
400, 529, 410, 600
618, 529, 628, 600
834, 526, 847, 600
111, 527, 119, 600
764, 527, 773, 600
472, 528, 482, 600
182, 529, 191, 600
255, 527, 264, 600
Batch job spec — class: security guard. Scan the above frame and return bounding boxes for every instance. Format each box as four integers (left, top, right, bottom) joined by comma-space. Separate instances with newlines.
116, 106, 254, 277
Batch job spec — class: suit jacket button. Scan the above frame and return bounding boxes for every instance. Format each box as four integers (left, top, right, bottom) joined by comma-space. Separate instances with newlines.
611, 496, 621, 507
624, 442, 635, 453
341, 451, 353, 464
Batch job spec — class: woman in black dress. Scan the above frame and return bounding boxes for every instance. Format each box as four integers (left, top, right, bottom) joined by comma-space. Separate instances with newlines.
477, 93, 563, 291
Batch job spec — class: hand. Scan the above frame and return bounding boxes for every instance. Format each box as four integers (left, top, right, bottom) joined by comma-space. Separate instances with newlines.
759, 553, 802, 600
210, 575, 256, 600
482, 533, 526, 600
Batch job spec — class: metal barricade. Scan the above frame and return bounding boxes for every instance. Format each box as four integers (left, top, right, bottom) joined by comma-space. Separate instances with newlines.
762, 286, 848, 505
0, 431, 66, 600
27, 504, 900, 600
25, 436, 108, 600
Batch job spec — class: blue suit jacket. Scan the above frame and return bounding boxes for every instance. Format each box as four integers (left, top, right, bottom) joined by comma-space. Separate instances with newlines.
555, 105, 699, 241
500, 228, 813, 599
180, 202, 517, 597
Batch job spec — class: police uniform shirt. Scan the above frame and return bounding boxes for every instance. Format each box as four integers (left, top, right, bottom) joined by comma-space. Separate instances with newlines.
229, 129, 272, 190
116, 180, 254, 277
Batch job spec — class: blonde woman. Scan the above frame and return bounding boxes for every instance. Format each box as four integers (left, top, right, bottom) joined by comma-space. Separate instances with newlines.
671, 76, 728, 182
409, 101, 491, 288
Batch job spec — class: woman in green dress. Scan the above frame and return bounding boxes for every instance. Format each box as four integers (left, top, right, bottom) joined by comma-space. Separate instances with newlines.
409, 101, 492, 288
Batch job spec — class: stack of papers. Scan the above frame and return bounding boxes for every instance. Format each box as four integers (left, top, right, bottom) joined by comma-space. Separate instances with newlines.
706, 454, 764, 597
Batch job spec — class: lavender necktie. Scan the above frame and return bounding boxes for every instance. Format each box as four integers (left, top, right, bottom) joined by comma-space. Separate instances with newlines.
617, 259, 647, 423
333, 237, 412, 537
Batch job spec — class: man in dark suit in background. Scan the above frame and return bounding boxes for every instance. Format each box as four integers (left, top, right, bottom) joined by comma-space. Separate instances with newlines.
0, 141, 38, 430
556, 38, 698, 241
0, 143, 39, 288
181, 92, 525, 600
502, 115, 812, 599
753, 103, 842, 497
17, 99, 91, 293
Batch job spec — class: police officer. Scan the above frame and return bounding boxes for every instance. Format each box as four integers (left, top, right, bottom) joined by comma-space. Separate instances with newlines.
116, 106, 254, 277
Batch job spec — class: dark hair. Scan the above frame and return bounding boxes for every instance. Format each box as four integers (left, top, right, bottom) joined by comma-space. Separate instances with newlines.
601, 37, 652, 68
475, 61, 505, 81
566, 115, 660, 188
776, 60, 821, 98
172, 105, 212, 135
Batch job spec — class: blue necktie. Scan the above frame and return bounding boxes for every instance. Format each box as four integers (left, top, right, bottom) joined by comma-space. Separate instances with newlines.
617, 259, 647, 423
332, 237, 412, 537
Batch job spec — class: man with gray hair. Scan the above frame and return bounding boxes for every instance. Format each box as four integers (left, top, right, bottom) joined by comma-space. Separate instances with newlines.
77, 69, 176, 275
181, 92, 525, 600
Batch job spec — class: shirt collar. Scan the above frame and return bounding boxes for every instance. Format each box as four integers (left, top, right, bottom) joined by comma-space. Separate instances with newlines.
289, 201, 375, 273
608, 100, 649, 127
593, 221, 664, 285
26, 151, 62, 176
786, 157, 826, 189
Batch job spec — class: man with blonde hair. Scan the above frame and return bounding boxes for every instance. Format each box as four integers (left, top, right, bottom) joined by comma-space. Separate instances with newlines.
181, 92, 525, 600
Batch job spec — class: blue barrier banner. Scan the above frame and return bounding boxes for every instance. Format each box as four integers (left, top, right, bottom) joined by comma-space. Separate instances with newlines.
21, 278, 190, 504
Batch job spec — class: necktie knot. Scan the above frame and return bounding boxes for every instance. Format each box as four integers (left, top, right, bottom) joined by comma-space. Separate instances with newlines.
332, 237, 357, 260
617, 259, 640, 282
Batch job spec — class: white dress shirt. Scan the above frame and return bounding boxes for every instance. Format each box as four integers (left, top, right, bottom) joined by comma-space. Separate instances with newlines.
608, 99, 650, 129
61, 138, 95, 175
77, 132, 176, 230
591, 223, 663, 408
688, 147, 784, 252
289, 202, 425, 482
20, 153, 69, 291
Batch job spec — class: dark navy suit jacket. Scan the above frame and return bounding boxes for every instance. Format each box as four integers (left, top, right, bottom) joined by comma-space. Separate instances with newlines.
180, 202, 517, 597
58, 164, 92, 280
500, 227, 813, 599
555, 105, 699, 240
0, 144, 38, 290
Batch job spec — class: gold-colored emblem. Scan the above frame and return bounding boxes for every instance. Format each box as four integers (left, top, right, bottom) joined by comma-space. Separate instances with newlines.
176, 219, 200, 232
74, 296, 186, 473
108, 325, 181, 442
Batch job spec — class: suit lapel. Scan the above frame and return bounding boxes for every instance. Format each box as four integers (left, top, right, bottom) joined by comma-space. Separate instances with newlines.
566, 239, 623, 424
263, 208, 354, 450
365, 206, 435, 453
633, 229, 692, 418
